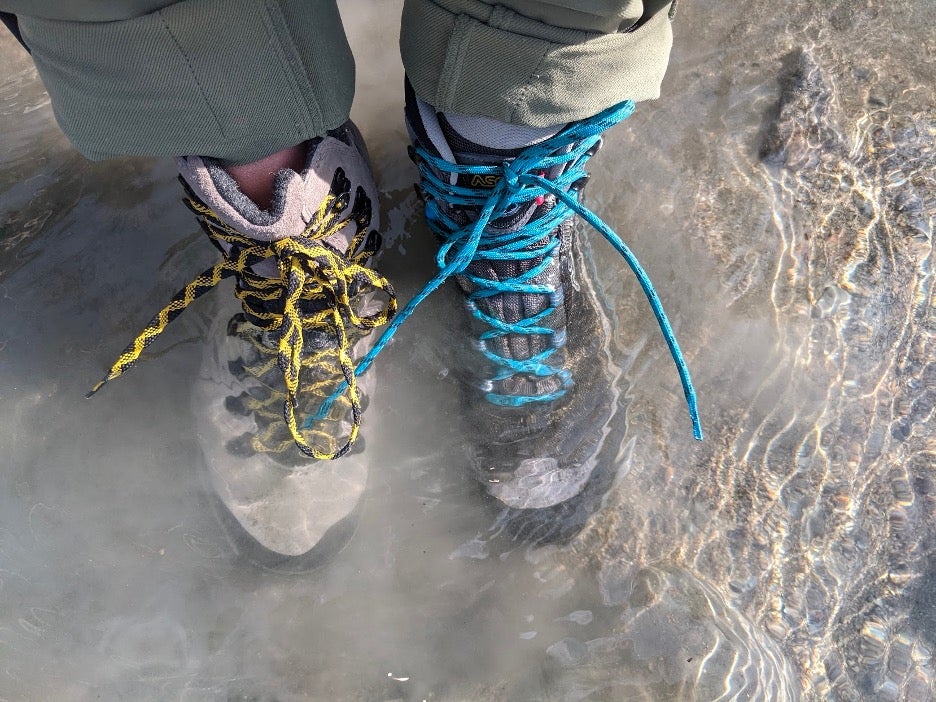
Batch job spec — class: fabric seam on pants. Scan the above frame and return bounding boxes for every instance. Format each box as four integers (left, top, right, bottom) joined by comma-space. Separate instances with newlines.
432, 0, 601, 43
486, 4, 600, 43
485, 6, 554, 124
508, 43, 551, 124
257, 0, 321, 143
437, 13, 473, 110
158, 8, 226, 139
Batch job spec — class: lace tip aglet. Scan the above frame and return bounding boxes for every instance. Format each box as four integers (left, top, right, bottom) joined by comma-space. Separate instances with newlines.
86, 378, 107, 399
691, 413, 703, 441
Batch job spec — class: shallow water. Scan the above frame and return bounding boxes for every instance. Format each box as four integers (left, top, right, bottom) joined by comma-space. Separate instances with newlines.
0, 1, 933, 700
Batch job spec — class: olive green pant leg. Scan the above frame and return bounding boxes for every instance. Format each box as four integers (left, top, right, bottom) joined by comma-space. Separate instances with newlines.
3, 0, 354, 162
400, 0, 676, 126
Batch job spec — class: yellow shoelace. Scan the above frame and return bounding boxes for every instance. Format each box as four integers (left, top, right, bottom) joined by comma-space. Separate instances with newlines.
88, 181, 397, 460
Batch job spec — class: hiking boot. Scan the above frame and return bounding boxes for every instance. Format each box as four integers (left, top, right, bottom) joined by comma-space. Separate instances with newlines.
90, 122, 396, 563
401, 80, 701, 512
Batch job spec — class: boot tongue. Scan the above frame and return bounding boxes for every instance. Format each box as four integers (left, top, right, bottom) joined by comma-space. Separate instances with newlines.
439, 112, 561, 158
203, 134, 324, 234
438, 114, 562, 189
204, 159, 299, 227
436, 114, 569, 232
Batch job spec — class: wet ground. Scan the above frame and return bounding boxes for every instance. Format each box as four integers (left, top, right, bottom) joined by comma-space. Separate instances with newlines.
1, 1, 933, 700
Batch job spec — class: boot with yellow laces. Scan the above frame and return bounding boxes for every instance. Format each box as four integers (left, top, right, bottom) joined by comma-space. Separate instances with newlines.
90, 122, 396, 566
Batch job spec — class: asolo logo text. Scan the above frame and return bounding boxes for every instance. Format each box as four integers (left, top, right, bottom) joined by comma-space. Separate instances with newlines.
470, 175, 500, 187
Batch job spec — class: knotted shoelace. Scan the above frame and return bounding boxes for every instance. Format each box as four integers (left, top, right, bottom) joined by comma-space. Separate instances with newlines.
89, 180, 397, 460
316, 100, 702, 441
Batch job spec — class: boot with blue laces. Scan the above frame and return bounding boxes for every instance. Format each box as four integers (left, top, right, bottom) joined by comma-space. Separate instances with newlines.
399, 81, 702, 512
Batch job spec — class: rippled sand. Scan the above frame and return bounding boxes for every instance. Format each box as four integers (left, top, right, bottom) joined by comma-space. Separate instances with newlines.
0, 1, 933, 700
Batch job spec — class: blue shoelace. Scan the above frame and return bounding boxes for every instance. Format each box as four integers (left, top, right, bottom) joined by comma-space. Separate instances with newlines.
313, 100, 703, 441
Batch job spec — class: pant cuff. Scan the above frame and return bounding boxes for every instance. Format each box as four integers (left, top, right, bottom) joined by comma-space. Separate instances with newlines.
19, 0, 354, 162
401, 0, 674, 126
